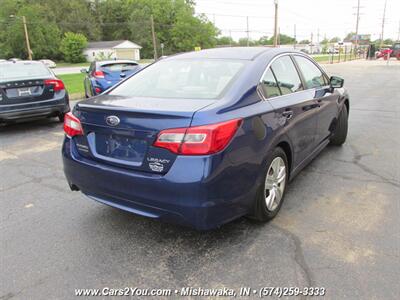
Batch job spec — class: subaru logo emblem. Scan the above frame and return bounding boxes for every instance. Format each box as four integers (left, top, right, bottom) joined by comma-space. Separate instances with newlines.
106, 115, 120, 126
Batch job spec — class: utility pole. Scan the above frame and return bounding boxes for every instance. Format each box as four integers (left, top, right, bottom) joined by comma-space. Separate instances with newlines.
397, 20, 400, 41
150, 15, 158, 60
10, 15, 32, 60
22, 16, 32, 60
273, 0, 278, 47
246, 16, 250, 47
354, 0, 361, 50
317, 28, 320, 44
294, 24, 297, 49
380, 0, 387, 49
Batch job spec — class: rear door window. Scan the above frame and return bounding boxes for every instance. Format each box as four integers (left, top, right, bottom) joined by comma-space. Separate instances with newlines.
270, 56, 303, 95
293, 56, 328, 88
260, 68, 281, 98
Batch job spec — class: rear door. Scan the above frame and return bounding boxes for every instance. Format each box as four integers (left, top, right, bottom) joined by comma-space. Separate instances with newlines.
261, 55, 319, 166
292, 55, 339, 144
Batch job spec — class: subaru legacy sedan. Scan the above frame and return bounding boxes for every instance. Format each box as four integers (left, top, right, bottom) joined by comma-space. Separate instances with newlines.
62, 47, 349, 230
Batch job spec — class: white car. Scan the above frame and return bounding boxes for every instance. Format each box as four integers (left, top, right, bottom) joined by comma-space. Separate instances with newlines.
40, 59, 57, 68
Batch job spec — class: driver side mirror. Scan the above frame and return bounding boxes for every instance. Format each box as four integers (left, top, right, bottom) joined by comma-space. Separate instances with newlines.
330, 76, 344, 88
80, 68, 89, 74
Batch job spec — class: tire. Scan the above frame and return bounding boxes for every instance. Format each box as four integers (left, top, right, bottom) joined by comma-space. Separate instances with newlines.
58, 113, 65, 123
330, 105, 348, 146
249, 147, 289, 222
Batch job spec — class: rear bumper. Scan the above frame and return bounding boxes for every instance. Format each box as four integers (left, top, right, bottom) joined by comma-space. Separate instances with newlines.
0, 97, 69, 122
62, 137, 255, 230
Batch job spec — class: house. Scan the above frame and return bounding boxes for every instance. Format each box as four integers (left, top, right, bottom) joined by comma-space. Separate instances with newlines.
83, 40, 142, 62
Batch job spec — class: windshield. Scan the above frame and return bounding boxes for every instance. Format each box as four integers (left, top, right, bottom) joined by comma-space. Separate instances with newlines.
100, 63, 139, 73
109, 59, 246, 99
0, 62, 52, 82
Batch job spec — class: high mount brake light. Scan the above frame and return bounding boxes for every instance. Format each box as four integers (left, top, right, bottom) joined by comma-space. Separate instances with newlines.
153, 119, 242, 155
44, 79, 65, 91
64, 112, 83, 137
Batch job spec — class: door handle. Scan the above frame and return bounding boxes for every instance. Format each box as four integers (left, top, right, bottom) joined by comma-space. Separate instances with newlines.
282, 110, 293, 119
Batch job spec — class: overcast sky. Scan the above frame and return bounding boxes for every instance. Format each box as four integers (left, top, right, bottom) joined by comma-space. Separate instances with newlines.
194, 0, 400, 42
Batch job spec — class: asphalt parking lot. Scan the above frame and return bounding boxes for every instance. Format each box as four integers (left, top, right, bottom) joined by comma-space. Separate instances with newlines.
1, 59, 399, 299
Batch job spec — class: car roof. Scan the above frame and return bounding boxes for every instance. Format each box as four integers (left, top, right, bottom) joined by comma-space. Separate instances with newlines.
0, 60, 45, 65
96, 60, 138, 66
167, 47, 294, 60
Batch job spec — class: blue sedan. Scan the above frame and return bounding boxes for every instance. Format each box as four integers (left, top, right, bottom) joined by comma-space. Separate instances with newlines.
63, 47, 349, 230
81, 60, 141, 97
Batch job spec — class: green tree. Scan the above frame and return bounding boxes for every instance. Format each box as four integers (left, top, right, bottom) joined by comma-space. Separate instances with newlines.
258, 36, 272, 45
60, 32, 87, 63
299, 39, 310, 44
276, 34, 296, 44
0, 2, 61, 59
321, 38, 329, 44
330, 37, 340, 43
344, 32, 356, 42
216, 36, 236, 46
383, 38, 394, 45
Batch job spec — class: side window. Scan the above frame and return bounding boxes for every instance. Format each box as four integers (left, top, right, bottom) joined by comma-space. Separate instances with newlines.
261, 68, 281, 98
271, 56, 303, 95
294, 56, 328, 88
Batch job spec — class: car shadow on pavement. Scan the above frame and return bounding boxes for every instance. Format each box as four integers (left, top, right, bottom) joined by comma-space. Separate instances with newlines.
0, 118, 62, 134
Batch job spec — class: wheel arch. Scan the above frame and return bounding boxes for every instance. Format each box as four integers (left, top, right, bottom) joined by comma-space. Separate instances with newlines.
276, 140, 293, 179
344, 98, 350, 116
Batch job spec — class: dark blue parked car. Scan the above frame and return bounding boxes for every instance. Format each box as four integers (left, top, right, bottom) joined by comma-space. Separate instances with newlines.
0, 60, 69, 124
63, 47, 349, 230
81, 60, 141, 97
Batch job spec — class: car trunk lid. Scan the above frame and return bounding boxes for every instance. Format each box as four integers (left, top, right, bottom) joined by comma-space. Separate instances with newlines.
0, 79, 55, 105
73, 94, 215, 173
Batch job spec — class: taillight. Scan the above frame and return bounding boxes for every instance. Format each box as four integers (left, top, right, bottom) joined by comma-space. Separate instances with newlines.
153, 119, 242, 155
94, 87, 102, 94
93, 70, 104, 78
64, 112, 83, 137
44, 79, 65, 91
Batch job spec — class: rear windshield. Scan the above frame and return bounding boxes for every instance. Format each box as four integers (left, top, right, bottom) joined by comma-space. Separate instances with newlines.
109, 59, 246, 99
0, 62, 52, 82
100, 63, 139, 72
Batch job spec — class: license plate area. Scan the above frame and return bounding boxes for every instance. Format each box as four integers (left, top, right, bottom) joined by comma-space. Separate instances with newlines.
6, 86, 43, 99
93, 133, 147, 164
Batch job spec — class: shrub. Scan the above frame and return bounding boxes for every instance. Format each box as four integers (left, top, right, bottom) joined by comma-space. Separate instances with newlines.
60, 32, 87, 63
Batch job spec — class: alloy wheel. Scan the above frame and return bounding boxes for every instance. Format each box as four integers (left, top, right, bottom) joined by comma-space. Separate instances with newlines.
264, 157, 286, 211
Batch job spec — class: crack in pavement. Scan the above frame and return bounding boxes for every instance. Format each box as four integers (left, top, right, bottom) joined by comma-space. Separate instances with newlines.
270, 224, 314, 300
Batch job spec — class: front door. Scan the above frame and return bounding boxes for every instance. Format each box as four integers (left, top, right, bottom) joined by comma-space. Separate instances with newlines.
260, 55, 320, 166
292, 55, 339, 144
